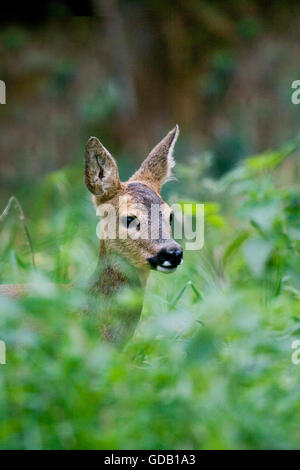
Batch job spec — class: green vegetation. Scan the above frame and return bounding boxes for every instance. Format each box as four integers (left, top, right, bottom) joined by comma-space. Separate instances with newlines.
0, 142, 299, 449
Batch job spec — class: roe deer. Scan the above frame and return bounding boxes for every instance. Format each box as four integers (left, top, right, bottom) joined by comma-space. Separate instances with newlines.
0, 126, 183, 346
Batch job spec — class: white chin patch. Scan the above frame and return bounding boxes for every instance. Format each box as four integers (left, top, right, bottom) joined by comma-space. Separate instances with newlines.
156, 265, 177, 274
162, 260, 172, 267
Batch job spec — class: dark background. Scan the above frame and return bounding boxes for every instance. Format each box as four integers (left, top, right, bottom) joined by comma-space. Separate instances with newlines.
1, 0, 300, 194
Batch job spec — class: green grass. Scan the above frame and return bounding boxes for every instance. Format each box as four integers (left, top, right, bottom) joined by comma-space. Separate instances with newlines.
0, 144, 300, 449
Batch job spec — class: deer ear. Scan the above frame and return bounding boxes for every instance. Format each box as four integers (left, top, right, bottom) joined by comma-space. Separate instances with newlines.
84, 136, 121, 203
129, 125, 179, 193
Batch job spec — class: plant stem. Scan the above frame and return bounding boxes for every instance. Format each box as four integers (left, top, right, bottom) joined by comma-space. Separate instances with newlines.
0, 196, 36, 268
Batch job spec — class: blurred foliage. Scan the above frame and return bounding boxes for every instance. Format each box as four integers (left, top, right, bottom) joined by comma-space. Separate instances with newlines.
0, 139, 300, 449
1, 1, 300, 450
2, 1, 300, 194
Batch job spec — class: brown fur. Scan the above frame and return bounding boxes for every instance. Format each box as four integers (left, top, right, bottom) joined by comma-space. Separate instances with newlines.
88, 126, 180, 271
0, 283, 73, 299
129, 125, 179, 192
86, 125, 182, 344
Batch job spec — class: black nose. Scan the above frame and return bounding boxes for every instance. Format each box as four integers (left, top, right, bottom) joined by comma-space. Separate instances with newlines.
147, 244, 183, 270
156, 246, 183, 267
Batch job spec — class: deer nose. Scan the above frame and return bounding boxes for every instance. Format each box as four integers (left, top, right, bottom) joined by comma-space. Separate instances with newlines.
158, 246, 183, 266
148, 244, 183, 271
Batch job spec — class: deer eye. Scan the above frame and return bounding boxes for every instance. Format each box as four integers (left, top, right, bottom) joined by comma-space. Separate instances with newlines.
170, 212, 174, 225
126, 216, 137, 228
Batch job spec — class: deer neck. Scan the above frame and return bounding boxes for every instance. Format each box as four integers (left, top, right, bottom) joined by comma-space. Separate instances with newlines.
90, 241, 149, 294
89, 241, 149, 346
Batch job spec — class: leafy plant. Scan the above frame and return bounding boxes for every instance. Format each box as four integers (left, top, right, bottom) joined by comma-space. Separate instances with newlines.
0, 141, 300, 449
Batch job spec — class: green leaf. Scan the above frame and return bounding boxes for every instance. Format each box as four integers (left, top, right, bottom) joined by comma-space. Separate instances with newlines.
242, 238, 273, 276
223, 231, 249, 265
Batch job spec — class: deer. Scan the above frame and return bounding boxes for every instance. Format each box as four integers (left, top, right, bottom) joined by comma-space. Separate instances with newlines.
0, 125, 183, 346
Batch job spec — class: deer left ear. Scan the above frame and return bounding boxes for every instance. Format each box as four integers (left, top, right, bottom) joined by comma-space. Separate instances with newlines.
84, 136, 121, 203
129, 125, 179, 193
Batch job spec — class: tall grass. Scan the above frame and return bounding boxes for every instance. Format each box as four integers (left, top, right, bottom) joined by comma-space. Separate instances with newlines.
0, 143, 300, 449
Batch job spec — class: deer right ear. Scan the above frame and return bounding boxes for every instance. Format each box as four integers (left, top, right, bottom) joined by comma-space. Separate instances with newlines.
84, 136, 121, 203
129, 125, 179, 193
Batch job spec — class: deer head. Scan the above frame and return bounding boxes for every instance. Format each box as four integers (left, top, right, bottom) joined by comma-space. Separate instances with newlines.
84, 125, 183, 274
